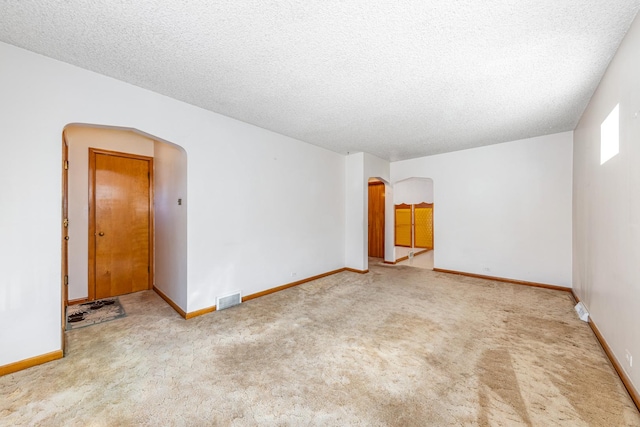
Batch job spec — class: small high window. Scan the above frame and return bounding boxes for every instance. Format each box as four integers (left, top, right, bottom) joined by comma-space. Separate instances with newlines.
600, 104, 619, 165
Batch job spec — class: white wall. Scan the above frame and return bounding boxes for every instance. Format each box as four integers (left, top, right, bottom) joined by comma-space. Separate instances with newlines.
154, 140, 188, 310
364, 153, 392, 266
394, 177, 434, 205
344, 152, 393, 270
0, 41, 345, 367
573, 12, 640, 391
391, 132, 573, 286
345, 153, 365, 271
65, 126, 155, 301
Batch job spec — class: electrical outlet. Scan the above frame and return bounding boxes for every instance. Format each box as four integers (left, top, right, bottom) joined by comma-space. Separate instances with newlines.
483, 267, 491, 272
291, 272, 297, 277
626, 350, 633, 368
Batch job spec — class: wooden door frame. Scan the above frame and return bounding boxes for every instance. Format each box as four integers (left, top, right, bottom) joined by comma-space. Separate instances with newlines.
61, 132, 69, 354
88, 148, 155, 301
368, 181, 385, 258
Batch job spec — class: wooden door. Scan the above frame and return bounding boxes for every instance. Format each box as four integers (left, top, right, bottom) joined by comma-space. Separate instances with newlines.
368, 182, 385, 258
414, 203, 434, 249
89, 149, 153, 300
395, 204, 412, 247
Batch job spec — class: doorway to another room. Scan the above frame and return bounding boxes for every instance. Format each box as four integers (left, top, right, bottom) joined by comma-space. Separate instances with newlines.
393, 178, 434, 270
368, 180, 385, 259
61, 124, 188, 343
89, 148, 153, 300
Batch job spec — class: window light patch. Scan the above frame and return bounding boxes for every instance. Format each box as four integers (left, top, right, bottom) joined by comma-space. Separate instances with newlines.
600, 104, 619, 165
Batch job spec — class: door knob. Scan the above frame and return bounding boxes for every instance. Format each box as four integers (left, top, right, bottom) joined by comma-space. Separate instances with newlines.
98, 232, 105, 236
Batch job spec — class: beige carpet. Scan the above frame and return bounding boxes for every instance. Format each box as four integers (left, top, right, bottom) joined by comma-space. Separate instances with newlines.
1, 264, 639, 426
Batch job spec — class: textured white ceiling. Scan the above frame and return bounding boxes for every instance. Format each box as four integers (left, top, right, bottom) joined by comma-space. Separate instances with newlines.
1, 1, 639, 161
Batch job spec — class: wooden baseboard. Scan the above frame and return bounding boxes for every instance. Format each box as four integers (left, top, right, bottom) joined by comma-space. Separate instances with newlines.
432, 268, 571, 292
154, 286, 217, 319
383, 260, 396, 265
185, 306, 216, 319
243, 268, 346, 302
434, 269, 639, 410
571, 291, 640, 411
344, 268, 369, 274
394, 248, 430, 263
153, 286, 187, 319
0, 350, 63, 377
67, 297, 89, 306
156, 267, 363, 318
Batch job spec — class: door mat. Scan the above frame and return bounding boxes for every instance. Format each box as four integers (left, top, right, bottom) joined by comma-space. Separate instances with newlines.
66, 298, 126, 331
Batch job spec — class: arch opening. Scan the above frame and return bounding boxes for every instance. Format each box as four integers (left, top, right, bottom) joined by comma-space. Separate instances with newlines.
62, 123, 188, 323
392, 177, 434, 269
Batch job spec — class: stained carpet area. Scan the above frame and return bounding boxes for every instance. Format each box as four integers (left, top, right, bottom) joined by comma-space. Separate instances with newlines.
1, 265, 639, 426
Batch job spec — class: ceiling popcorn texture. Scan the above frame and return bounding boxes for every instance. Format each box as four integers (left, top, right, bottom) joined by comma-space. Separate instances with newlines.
1, 1, 639, 161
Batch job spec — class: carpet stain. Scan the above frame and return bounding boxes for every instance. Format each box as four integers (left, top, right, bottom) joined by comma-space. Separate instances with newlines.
477, 348, 532, 426
1, 265, 638, 426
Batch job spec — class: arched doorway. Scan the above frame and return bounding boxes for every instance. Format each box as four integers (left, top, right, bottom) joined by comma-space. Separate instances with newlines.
393, 177, 434, 269
61, 124, 188, 350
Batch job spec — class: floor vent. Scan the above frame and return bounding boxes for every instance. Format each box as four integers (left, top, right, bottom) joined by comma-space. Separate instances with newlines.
217, 292, 242, 311
574, 302, 589, 322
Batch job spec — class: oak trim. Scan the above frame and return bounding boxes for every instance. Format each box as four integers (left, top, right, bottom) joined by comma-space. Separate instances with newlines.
432, 268, 571, 292
571, 291, 640, 411
414, 202, 433, 208
344, 268, 369, 274
88, 149, 96, 301
243, 268, 346, 302
153, 286, 187, 319
186, 306, 217, 319
153, 286, 217, 319
432, 268, 639, 410
395, 248, 430, 263
383, 261, 396, 265
0, 350, 63, 377
89, 148, 154, 301
157, 267, 368, 319
67, 297, 89, 306
61, 131, 69, 354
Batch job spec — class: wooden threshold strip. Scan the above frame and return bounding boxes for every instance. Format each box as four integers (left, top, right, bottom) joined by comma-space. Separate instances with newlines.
571, 291, 640, 412
0, 350, 63, 377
